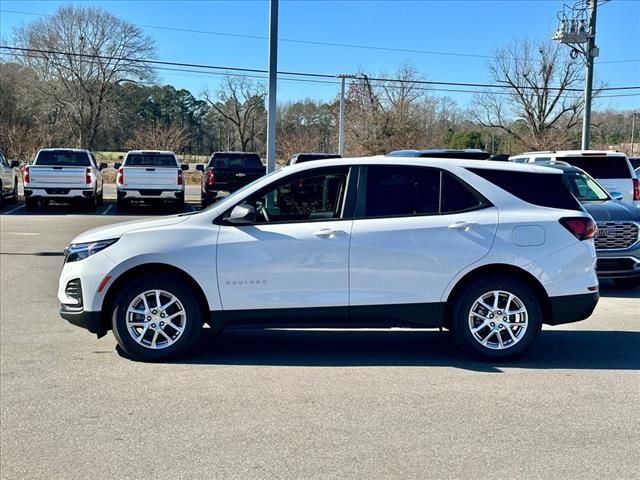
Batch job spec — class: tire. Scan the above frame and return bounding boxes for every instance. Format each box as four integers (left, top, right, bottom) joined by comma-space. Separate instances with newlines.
451, 276, 542, 360
116, 198, 128, 212
613, 278, 640, 289
174, 199, 185, 213
81, 195, 98, 211
25, 197, 38, 211
97, 188, 104, 206
111, 274, 203, 361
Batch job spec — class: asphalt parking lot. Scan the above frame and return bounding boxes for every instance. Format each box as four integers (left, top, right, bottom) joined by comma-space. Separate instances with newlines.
1, 203, 639, 479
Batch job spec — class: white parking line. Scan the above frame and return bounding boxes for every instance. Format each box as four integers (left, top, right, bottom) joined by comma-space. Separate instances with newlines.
2, 205, 25, 215
101, 205, 113, 215
5, 232, 40, 236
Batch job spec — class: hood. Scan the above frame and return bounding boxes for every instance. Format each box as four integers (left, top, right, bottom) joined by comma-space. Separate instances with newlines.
70, 215, 190, 244
583, 200, 640, 222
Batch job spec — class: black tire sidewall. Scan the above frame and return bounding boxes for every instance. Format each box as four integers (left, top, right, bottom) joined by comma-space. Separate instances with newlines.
452, 277, 542, 360
111, 275, 203, 361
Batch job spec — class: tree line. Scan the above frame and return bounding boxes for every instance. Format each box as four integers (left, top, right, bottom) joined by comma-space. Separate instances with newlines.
0, 5, 637, 163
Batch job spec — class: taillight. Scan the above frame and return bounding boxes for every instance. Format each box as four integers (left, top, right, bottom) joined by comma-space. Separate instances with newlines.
116, 167, 124, 185
207, 169, 215, 186
633, 178, 640, 201
85, 167, 92, 184
560, 217, 597, 240
177, 169, 183, 186
23, 165, 30, 184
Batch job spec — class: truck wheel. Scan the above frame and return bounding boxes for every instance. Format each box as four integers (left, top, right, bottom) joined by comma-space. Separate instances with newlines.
451, 276, 542, 360
25, 197, 38, 211
111, 273, 203, 361
84, 195, 98, 211
97, 189, 104, 206
174, 199, 185, 213
117, 198, 128, 212
8, 180, 18, 204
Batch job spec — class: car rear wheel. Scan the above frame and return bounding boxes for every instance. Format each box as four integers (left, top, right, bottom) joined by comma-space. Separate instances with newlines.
111, 274, 203, 361
451, 276, 542, 360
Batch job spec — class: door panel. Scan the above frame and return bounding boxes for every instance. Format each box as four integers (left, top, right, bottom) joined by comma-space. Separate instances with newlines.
216, 220, 352, 310
349, 208, 498, 307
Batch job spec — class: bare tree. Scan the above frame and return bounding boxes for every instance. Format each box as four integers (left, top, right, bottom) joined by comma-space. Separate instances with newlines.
13, 5, 155, 149
204, 76, 266, 151
127, 124, 191, 152
472, 40, 586, 150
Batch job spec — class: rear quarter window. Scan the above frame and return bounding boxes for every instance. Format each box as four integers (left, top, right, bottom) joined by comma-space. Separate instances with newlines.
468, 168, 582, 211
560, 156, 631, 179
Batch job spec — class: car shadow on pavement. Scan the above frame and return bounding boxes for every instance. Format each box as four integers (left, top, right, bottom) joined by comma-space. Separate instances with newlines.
162, 328, 640, 372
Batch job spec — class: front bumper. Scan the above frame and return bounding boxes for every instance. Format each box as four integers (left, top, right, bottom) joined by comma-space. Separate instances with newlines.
546, 292, 599, 325
60, 306, 107, 337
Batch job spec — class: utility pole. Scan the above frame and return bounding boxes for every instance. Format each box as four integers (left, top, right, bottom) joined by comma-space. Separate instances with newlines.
581, 0, 598, 150
337, 74, 357, 156
266, 0, 278, 173
631, 111, 637, 156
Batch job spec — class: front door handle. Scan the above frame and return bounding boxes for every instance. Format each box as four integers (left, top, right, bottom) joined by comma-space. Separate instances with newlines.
448, 221, 479, 231
314, 228, 345, 238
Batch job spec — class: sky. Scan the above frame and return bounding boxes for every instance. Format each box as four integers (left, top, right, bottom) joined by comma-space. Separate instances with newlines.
1, 0, 639, 110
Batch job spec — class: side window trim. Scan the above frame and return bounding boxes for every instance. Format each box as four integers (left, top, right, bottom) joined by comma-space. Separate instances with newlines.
215, 165, 355, 226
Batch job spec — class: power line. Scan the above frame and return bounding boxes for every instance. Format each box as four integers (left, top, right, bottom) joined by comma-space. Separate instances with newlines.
2, 45, 639, 93
3, 50, 637, 100
1, 8, 638, 65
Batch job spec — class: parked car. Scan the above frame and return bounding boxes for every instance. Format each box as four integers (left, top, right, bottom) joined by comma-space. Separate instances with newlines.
509, 150, 640, 206
545, 163, 640, 288
196, 151, 265, 207
23, 148, 106, 211
59, 157, 599, 361
288, 153, 342, 165
387, 149, 491, 160
115, 150, 187, 212
0, 150, 20, 206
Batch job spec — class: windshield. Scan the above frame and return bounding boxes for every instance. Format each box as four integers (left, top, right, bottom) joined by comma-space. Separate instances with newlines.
562, 170, 610, 202
35, 150, 91, 166
199, 169, 282, 213
125, 153, 178, 167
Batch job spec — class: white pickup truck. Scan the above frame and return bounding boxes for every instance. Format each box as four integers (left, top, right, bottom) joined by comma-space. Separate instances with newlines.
23, 148, 106, 211
115, 150, 187, 211
0, 151, 20, 206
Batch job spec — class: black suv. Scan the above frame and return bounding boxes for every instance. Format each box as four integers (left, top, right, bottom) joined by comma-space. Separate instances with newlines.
288, 153, 342, 166
197, 152, 265, 207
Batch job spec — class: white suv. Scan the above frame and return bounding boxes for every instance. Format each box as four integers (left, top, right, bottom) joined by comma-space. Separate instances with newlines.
58, 157, 599, 361
509, 150, 639, 206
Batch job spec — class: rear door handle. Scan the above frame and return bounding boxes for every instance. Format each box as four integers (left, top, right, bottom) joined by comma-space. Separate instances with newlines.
448, 221, 479, 231
314, 228, 345, 238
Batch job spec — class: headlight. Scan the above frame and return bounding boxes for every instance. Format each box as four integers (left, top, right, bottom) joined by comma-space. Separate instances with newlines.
64, 238, 118, 263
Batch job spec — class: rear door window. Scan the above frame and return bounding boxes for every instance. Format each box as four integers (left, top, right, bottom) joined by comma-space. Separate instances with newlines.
362, 166, 490, 218
560, 156, 631, 179
125, 153, 177, 167
35, 151, 91, 166
468, 168, 582, 210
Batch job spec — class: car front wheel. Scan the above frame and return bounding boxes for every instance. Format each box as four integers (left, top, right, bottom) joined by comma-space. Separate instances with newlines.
111, 274, 203, 361
451, 276, 542, 360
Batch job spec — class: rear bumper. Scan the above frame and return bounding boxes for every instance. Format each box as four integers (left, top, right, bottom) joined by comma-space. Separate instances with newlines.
117, 189, 184, 200
546, 292, 599, 325
24, 187, 94, 199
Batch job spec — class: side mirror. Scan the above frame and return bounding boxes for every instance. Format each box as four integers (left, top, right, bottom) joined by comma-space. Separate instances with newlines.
114, 162, 122, 169
10, 160, 20, 168
181, 164, 189, 171
610, 191, 623, 201
99, 162, 108, 170
195, 164, 205, 172
225, 203, 256, 225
